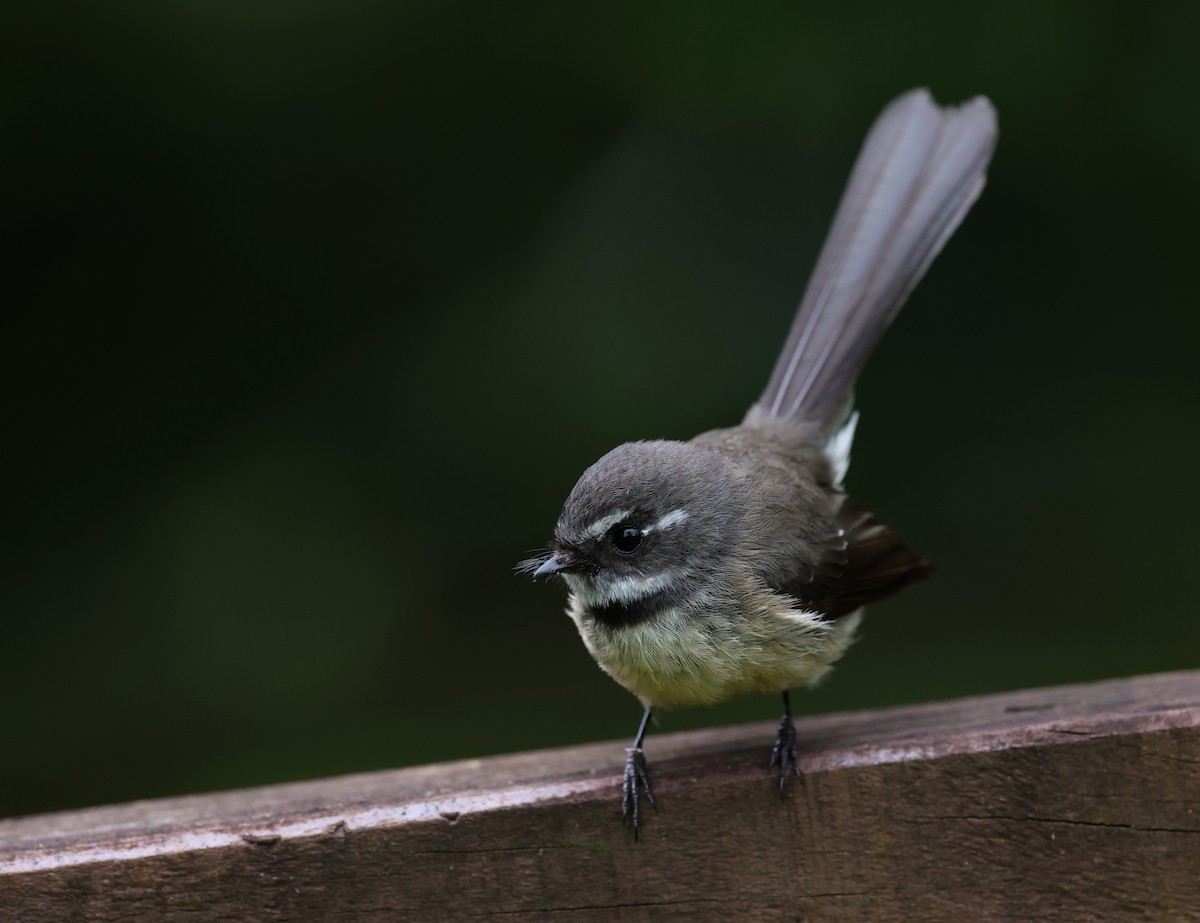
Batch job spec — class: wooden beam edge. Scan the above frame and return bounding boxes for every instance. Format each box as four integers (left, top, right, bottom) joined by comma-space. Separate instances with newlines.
2, 670, 1198, 877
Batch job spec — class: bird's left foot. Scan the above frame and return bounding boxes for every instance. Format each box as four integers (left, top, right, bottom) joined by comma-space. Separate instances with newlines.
769, 711, 801, 795
621, 746, 656, 839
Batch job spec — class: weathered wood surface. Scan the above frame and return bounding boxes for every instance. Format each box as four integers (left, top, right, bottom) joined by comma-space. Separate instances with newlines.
2, 671, 1198, 922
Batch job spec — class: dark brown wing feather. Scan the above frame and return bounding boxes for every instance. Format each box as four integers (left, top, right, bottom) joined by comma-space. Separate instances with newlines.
776, 498, 933, 619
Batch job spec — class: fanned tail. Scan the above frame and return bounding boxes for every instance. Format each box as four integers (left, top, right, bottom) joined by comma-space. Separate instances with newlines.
748, 89, 998, 433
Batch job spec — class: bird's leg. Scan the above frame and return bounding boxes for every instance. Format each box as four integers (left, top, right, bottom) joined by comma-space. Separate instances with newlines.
621, 705, 656, 839
769, 690, 801, 795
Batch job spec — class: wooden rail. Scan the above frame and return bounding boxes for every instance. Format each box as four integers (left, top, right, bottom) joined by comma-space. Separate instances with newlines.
2, 671, 1198, 921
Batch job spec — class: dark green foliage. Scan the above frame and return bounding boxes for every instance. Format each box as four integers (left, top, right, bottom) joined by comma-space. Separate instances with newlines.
3, 1, 1198, 818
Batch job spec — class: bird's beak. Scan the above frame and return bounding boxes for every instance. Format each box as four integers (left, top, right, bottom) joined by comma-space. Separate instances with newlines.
533, 552, 574, 579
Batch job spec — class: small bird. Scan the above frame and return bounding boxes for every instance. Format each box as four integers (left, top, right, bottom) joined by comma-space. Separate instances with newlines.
521, 89, 997, 837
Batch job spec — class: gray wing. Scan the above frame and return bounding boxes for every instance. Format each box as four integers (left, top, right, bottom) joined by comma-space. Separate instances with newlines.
749, 89, 998, 433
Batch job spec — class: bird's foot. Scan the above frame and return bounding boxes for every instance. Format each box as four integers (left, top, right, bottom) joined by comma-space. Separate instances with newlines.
768, 712, 801, 796
621, 746, 656, 839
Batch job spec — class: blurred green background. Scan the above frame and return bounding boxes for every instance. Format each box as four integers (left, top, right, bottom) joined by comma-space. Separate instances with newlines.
4, 1, 1197, 820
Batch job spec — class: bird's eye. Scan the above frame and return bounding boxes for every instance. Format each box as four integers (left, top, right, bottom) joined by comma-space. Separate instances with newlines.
609, 525, 643, 554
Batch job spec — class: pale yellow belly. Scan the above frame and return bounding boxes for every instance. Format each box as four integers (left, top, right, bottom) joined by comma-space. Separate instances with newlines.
567, 594, 862, 707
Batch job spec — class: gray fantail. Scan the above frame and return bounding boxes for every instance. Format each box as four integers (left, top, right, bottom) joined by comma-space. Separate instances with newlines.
521, 89, 998, 838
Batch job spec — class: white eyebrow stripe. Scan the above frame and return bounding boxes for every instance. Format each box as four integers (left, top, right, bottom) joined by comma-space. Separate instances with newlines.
582, 509, 633, 541
644, 508, 688, 534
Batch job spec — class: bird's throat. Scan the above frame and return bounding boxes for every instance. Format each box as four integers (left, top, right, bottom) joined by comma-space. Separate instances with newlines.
576, 586, 679, 629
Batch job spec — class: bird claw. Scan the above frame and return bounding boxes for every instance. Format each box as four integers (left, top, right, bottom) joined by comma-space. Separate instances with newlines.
769, 713, 801, 796
621, 746, 656, 839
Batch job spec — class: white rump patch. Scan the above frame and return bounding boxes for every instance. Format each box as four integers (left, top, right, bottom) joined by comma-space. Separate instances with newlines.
824, 411, 859, 488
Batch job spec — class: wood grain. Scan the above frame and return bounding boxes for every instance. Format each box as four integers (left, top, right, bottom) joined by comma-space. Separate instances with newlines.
2, 671, 1199, 922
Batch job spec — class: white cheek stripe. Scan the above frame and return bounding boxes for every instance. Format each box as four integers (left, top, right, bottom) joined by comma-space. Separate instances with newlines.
576, 572, 677, 607
644, 508, 688, 534
582, 509, 633, 541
